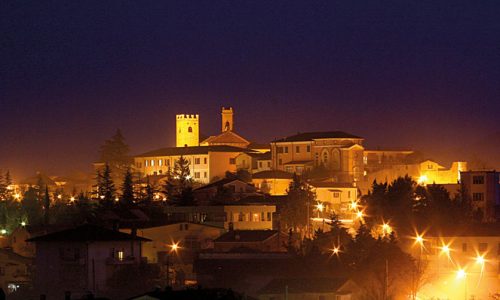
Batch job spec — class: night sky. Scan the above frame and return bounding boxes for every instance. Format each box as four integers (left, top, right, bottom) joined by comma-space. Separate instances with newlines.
2, 1, 500, 179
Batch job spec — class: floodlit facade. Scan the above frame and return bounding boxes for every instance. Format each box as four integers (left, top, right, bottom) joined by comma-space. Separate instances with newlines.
413, 227, 500, 299
308, 181, 359, 219
252, 170, 294, 196
270, 131, 365, 182
176, 114, 200, 147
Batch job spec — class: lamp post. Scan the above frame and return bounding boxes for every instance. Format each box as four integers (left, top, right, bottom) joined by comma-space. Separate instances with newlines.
456, 268, 467, 300
166, 242, 179, 287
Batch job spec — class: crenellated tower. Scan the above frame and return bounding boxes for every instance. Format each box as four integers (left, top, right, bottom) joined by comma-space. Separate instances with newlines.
176, 114, 199, 147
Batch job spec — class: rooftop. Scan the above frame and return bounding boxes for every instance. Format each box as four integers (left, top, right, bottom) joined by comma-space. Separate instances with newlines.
215, 230, 279, 243
258, 277, 351, 294
26, 224, 151, 242
135, 145, 254, 158
272, 131, 362, 143
253, 170, 294, 179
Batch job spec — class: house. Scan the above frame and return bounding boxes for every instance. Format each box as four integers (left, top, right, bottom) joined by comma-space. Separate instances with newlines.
0, 248, 32, 294
121, 222, 225, 286
412, 224, 500, 299
258, 277, 363, 300
163, 204, 276, 230
252, 170, 294, 196
308, 181, 359, 220
193, 177, 257, 204
236, 152, 272, 173
460, 170, 499, 222
213, 230, 288, 253
27, 224, 150, 300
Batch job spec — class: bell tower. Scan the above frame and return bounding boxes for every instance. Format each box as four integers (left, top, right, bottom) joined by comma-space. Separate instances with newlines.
221, 107, 234, 132
176, 114, 199, 147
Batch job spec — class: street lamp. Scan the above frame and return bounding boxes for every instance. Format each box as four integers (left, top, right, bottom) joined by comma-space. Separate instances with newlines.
456, 268, 467, 300
166, 242, 180, 287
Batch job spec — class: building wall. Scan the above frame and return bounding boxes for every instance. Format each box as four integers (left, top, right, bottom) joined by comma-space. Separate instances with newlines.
224, 206, 276, 230
214, 234, 287, 252
176, 114, 199, 147
252, 178, 292, 196
312, 186, 358, 217
412, 235, 500, 299
460, 171, 499, 222
207, 151, 239, 181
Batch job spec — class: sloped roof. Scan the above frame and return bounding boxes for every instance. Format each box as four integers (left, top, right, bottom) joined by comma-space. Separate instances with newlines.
26, 224, 150, 242
253, 170, 294, 179
215, 230, 278, 243
241, 151, 271, 160
202, 131, 250, 145
308, 181, 355, 188
272, 131, 362, 143
135, 145, 252, 158
258, 277, 351, 294
194, 177, 252, 191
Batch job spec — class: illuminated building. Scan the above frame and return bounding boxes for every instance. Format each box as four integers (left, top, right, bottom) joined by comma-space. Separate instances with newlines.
235, 151, 272, 173
176, 114, 200, 147
460, 170, 499, 223
412, 225, 500, 299
252, 170, 294, 196
270, 131, 364, 182
214, 230, 288, 252
308, 181, 358, 219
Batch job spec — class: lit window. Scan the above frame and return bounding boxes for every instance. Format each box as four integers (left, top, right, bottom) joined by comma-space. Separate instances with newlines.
151, 159, 155, 167
159, 160, 163, 166
363, 156, 368, 165
117, 250, 124, 261
145, 160, 148, 167
252, 213, 260, 222
195, 158, 200, 164
267, 212, 272, 221
166, 159, 170, 166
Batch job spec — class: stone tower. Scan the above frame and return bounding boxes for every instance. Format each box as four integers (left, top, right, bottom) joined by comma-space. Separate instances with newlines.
221, 107, 234, 132
176, 114, 199, 147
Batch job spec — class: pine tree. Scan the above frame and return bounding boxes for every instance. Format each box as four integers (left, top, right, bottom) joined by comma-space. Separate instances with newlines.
173, 155, 192, 189
99, 129, 132, 176
281, 174, 315, 235
121, 168, 135, 206
0, 171, 5, 201
99, 164, 116, 206
163, 168, 176, 203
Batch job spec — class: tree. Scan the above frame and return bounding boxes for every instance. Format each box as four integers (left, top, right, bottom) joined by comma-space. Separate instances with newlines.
120, 168, 135, 206
98, 164, 116, 206
281, 174, 315, 236
165, 156, 195, 206
99, 129, 132, 176
43, 185, 50, 225
173, 155, 192, 189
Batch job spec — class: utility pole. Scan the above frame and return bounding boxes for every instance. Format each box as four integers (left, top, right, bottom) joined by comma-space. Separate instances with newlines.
385, 259, 389, 300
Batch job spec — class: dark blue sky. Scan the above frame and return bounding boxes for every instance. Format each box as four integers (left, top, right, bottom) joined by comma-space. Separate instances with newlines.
1, 1, 500, 178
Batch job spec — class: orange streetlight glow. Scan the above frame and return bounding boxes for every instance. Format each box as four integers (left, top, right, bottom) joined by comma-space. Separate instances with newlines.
440, 244, 450, 255
456, 268, 466, 279
475, 254, 485, 266
170, 242, 179, 252
356, 211, 363, 219
316, 202, 324, 212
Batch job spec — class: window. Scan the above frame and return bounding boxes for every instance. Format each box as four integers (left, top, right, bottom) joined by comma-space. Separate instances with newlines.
159, 159, 163, 166
285, 166, 293, 173
117, 250, 124, 261
252, 213, 260, 222
267, 162, 271, 167
473, 176, 484, 184
284, 147, 288, 154
166, 159, 170, 166
348, 191, 351, 198
277, 147, 283, 154
261, 212, 265, 221
145, 160, 148, 167
195, 158, 201, 164
194, 172, 200, 179
479, 243, 488, 252
296, 146, 300, 153
238, 213, 244, 222
204, 172, 207, 178
333, 192, 340, 198
306, 145, 311, 152
363, 156, 368, 165
259, 162, 263, 168
472, 193, 484, 201
204, 157, 207, 164
151, 159, 155, 167
188, 127, 193, 133
267, 212, 272, 221
229, 158, 236, 164
462, 243, 467, 252
428, 164, 433, 169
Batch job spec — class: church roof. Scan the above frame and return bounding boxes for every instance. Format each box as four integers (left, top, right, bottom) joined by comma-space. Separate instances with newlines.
272, 131, 362, 143
201, 130, 250, 146
135, 145, 253, 158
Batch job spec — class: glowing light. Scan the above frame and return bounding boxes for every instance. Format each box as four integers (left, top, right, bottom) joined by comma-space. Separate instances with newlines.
70, 196, 75, 202
440, 244, 450, 255
414, 233, 424, 246
331, 246, 340, 256
355, 211, 363, 219
350, 201, 358, 210
99, 195, 105, 200
14, 193, 21, 200
456, 268, 466, 280
0, 229, 6, 235
475, 254, 485, 266
155, 194, 160, 200
20, 221, 26, 227
162, 197, 167, 201
57, 194, 62, 200
170, 242, 179, 252
185, 175, 192, 180
316, 202, 324, 212
417, 175, 428, 185
114, 197, 119, 202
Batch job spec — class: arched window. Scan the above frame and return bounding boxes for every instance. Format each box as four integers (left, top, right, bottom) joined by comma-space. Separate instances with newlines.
332, 149, 341, 171
321, 149, 329, 166
188, 127, 193, 133
225, 121, 230, 131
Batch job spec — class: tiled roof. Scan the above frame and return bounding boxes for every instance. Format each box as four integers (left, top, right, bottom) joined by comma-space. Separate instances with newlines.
26, 224, 151, 242
253, 170, 294, 179
214, 230, 278, 243
201, 131, 250, 145
135, 145, 253, 158
272, 131, 362, 143
258, 277, 351, 294
308, 181, 355, 188
193, 177, 251, 191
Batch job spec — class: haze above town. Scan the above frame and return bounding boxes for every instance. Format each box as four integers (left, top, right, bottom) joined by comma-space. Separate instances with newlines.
2, 1, 500, 178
